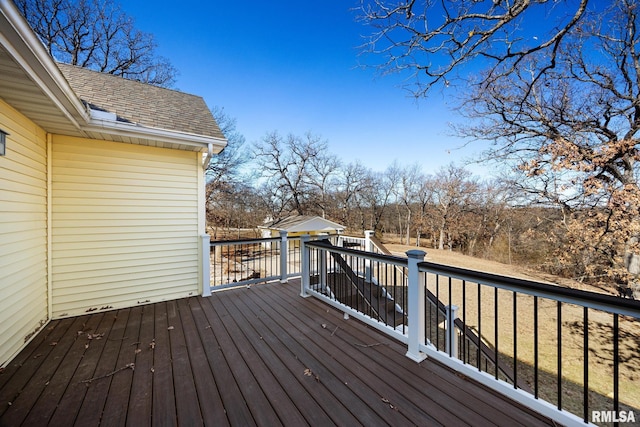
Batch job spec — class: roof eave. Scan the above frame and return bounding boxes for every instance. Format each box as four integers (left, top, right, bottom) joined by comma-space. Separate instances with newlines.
0, 0, 90, 130
85, 118, 227, 152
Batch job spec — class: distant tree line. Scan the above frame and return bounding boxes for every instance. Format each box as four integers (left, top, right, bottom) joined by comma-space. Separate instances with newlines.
205, 126, 621, 291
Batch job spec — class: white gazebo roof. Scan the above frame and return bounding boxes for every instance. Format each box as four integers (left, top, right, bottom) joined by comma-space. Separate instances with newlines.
259, 215, 345, 234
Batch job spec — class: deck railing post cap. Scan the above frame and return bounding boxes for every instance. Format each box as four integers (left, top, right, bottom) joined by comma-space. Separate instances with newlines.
406, 250, 426, 260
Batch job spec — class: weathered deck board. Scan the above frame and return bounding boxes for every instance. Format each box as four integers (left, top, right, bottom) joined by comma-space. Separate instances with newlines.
47, 312, 109, 427
74, 308, 128, 427
102, 305, 142, 427
176, 298, 228, 426
0, 279, 555, 426
275, 284, 549, 427
237, 285, 427, 426
126, 303, 155, 427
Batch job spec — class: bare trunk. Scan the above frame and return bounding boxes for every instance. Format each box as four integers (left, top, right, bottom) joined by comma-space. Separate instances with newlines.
488, 222, 501, 247
405, 209, 411, 245
438, 216, 446, 250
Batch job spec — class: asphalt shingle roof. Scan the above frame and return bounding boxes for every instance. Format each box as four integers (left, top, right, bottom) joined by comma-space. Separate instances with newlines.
57, 62, 224, 139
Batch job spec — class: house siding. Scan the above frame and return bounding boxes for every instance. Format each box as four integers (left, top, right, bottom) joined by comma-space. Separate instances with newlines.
51, 136, 200, 318
0, 100, 49, 367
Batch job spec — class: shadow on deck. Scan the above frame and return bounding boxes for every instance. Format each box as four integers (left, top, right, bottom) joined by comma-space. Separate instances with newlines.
0, 279, 555, 426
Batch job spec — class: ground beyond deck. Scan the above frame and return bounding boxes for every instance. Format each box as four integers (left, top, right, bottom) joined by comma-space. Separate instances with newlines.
0, 279, 555, 426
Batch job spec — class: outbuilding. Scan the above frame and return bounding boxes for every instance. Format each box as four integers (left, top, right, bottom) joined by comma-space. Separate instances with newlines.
259, 215, 345, 239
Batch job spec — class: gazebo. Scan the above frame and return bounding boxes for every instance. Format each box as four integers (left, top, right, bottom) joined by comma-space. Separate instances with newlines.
259, 215, 345, 240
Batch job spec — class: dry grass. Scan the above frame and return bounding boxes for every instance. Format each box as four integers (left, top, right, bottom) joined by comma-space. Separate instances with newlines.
384, 243, 640, 422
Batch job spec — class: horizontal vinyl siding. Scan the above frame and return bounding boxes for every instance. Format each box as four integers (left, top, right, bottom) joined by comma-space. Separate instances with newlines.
0, 100, 49, 367
51, 136, 200, 318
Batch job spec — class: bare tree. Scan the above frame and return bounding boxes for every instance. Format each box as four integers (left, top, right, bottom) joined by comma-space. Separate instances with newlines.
253, 132, 326, 217
357, 167, 397, 234
205, 107, 250, 233
361, 0, 640, 294
459, 2, 640, 289
431, 164, 477, 250
335, 161, 370, 227
307, 151, 341, 218
16, 0, 177, 87
359, 0, 588, 96
206, 182, 262, 239
413, 175, 434, 247
206, 107, 248, 189
394, 163, 424, 245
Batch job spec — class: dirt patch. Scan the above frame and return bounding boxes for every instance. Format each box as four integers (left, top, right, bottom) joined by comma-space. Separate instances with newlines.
384, 243, 618, 295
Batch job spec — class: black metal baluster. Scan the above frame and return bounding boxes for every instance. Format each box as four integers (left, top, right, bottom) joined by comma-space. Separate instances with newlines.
336, 252, 341, 302
534, 296, 539, 399
495, 287, 499, 380
332, 253, 338, 301
478, 282, 482, 372
348, 254, 355, 311
239, 243, 243, 281
436, 274, 440, 351
392, 265, 404, 333
449, 277, 453, 357
557, 301, 562, 410
428, 273, 432, 343
255, 243, 259, 279
583, 306, 589, 423
253, 243, 257, 280
513, 291, 517, 389
401, 265, 406, 329
270, 241, 274, 277
424, 272, 428, 344
462, 280, 467, 364
226, 245, 230, 282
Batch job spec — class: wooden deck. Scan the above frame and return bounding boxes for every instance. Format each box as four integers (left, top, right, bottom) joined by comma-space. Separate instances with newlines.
0, 279, 555, 426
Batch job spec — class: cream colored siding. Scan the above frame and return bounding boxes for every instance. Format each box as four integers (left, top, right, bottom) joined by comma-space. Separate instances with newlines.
51, 136, 200, 318
0, 100, 49, 367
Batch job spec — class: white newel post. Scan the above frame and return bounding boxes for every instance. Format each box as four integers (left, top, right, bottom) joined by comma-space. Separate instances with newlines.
364, 230, 374, 282
280, 230, 288, 284
445, 305, 459, 357
201, 234, 211, 297
300, 234, 311, 297
364, 230, 374, 252
406, 249, 427, 362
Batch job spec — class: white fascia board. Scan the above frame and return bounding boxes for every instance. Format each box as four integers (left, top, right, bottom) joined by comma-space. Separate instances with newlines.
84, 118, 227, 152
0, 0, 90, 129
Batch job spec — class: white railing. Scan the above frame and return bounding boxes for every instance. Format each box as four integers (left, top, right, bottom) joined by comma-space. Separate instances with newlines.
205, 232, 338, 293
301, 238, 640, 427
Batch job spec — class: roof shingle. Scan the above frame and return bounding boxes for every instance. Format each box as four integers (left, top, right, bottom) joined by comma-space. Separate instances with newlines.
56, 62, 224, 139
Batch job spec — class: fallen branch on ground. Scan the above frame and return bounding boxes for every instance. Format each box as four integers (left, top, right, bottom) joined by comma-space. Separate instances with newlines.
81, 363, 135, 384
353, 342, 387, 348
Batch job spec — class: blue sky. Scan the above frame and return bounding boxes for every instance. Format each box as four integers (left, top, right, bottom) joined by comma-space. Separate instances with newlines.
123, 1, 484, 174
